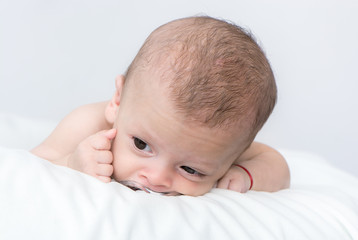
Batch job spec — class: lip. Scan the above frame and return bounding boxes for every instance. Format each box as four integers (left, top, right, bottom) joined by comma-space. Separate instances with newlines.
119, 180, 182, 196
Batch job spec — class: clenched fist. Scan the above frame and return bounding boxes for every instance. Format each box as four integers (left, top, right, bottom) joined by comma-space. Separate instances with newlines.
67, 129, 117, 183
216, 164, 252, 193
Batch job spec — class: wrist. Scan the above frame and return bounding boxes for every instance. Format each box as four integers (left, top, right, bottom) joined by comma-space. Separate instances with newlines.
63, 154, 73, 168
234, 164, 253, 190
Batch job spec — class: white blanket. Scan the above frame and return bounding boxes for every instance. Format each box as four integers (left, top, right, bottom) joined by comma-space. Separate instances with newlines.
0, 147, 357, 240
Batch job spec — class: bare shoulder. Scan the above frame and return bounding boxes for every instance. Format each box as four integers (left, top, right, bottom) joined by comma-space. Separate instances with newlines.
31, 101, 111, 161
70, 101, 111, 127
58, 101, 112, 134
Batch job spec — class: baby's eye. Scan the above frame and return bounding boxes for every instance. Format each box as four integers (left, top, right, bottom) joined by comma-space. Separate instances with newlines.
181, 166, 200, 176
133, 137, 152, 152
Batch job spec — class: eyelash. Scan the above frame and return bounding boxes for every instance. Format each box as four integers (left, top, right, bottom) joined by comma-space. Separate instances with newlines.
180, 166, 204, 178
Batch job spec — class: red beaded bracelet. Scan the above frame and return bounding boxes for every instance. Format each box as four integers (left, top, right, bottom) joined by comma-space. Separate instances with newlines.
234, 164, 253, 190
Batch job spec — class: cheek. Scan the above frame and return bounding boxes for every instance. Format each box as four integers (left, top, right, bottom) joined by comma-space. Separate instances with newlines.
176, 179, 217, 196
185, 183, 215, 196
111, 136, 136, 181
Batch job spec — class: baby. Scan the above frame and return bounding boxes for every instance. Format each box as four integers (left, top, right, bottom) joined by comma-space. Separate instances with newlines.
31, 16, 290, 196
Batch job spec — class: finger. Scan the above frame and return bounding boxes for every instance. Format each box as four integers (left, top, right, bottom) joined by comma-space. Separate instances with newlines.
104, 128, 117, 140
97, 175, 112, 183
95, 150, 113, 164
101, 128, 117, 140
216, 177, 230, 189
227, 180, 246, 193
90, 135, 112, 150
92, 129, 117, 150
95, 163, 114, 177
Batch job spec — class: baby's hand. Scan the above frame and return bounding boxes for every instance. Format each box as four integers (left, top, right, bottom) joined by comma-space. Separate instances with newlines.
67, 129, 117, 183
216, 165, 252, 193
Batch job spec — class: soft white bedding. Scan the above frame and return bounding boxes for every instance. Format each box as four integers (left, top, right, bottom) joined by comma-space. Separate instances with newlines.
0, 114, 358, 239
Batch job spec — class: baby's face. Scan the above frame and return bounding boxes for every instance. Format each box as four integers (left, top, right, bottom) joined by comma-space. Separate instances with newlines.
110, 75, 246, 196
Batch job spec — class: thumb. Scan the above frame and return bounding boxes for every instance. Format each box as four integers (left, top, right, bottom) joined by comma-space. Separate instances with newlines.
102, 128, 117, 140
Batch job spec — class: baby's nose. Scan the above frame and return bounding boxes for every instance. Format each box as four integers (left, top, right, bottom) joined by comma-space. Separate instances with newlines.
141, 165, 173, 190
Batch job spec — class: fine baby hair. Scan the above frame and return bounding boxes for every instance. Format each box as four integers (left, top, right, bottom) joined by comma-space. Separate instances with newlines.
124, 16, 277, 145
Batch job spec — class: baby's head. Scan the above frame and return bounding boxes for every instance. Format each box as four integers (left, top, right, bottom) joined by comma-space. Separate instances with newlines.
105, 16, 276, 196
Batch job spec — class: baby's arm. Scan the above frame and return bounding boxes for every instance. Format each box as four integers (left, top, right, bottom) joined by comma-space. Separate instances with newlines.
31, 102, 114, 181
217, 142, 290, 193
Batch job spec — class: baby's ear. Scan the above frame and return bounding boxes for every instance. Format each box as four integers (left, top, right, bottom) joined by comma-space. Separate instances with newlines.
105, 75, 125, 124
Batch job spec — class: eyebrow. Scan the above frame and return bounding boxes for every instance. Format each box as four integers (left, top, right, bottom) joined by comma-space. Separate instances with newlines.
185, 156, 220, 176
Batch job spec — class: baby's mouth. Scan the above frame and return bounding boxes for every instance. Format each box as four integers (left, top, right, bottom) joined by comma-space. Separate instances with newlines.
119, 180, 182, 196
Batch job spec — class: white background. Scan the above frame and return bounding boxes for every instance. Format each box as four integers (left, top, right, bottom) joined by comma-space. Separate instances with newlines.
1, 0, 357, 176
